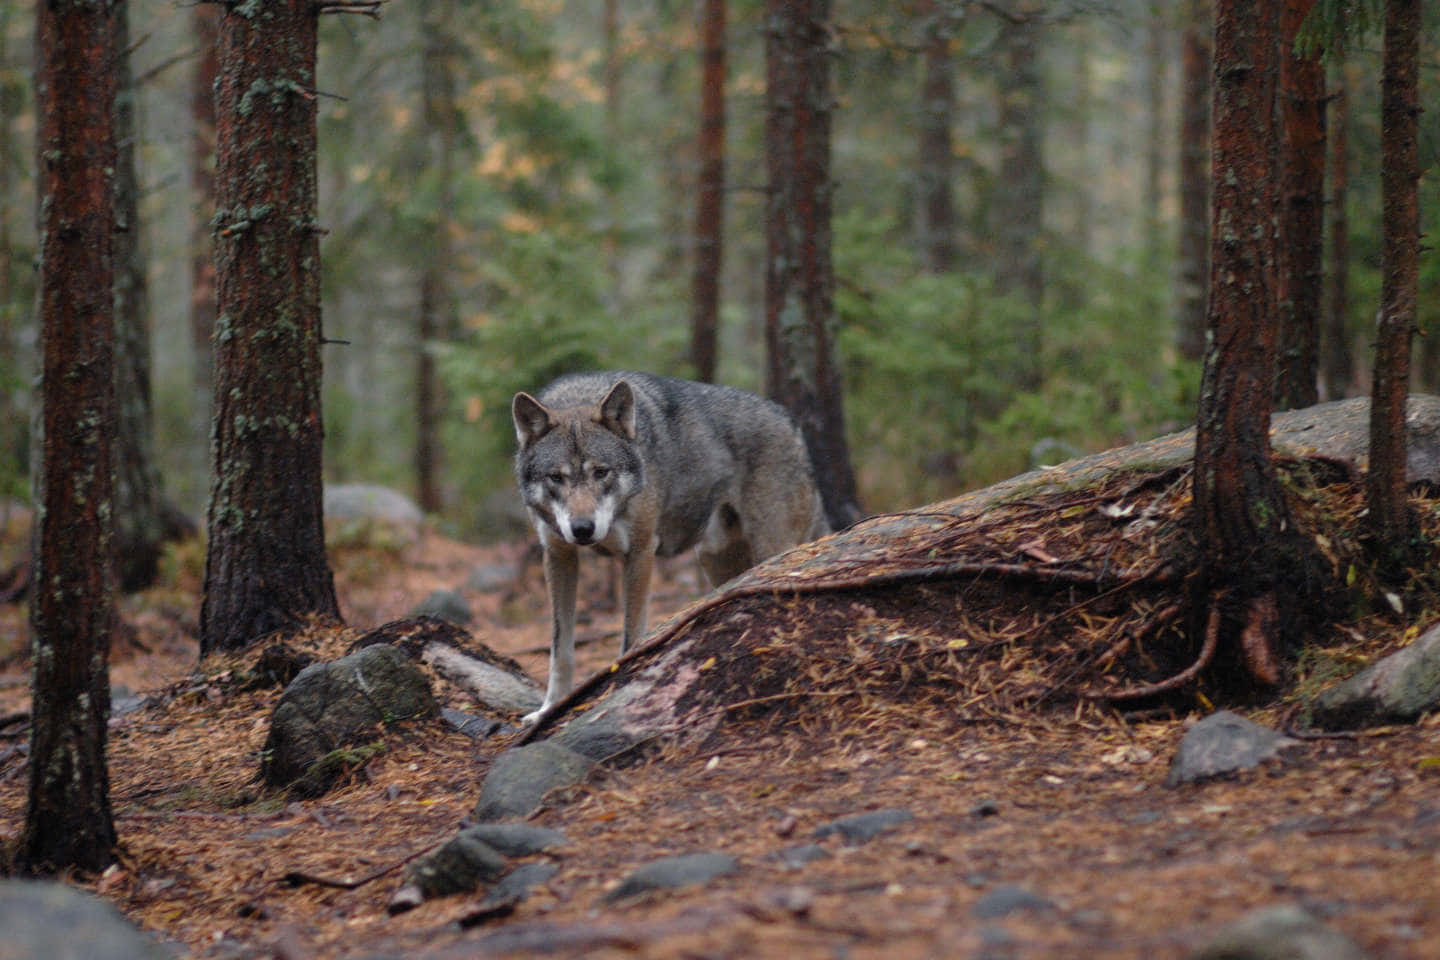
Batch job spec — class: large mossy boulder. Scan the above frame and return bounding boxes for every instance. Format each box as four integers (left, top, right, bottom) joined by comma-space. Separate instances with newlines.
262, 643, 438, 796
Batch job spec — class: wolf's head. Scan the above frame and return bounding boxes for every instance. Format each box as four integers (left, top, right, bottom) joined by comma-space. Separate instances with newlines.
512, 380, 643, 549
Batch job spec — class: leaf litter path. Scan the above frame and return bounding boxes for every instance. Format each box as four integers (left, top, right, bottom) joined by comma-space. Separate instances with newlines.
0, 476, 1439, 957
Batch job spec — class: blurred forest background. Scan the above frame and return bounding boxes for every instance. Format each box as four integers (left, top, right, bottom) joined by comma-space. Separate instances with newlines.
0, 0, 1437, 535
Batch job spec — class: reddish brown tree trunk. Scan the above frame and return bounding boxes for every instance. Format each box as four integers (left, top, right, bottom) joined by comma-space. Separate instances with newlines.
1175, 0, 1211, 363
764, 0, 862, 530
1273, 0, 1324, 410
1365, 0, 1421, 562
691, 0, 727, 383
21, 0, 120, 875
1192, 0, 1296, 689
1322, 60, 1352, 399
199, 0, 339, 655
917, 0, 956, 274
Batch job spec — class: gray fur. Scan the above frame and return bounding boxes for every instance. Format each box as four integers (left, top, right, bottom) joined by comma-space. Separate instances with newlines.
513, 371, 829, 722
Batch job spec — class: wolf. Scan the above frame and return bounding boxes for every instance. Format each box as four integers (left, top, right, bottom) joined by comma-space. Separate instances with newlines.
512, 371, 829, 722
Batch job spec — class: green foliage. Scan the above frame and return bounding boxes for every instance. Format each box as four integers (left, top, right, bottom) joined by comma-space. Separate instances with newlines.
436, 229, 678, 515
1295, 0, 1385, 60
837, 211, 1196, 509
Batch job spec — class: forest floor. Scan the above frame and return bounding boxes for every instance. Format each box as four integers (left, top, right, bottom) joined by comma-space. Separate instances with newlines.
1, 473, 1439, 959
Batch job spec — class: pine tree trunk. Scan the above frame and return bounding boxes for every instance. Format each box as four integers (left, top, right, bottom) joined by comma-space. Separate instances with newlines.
112, 1, 170, 592
993, 8, 1044, 389
1192, 0, 1295, 689
416, 0, 458, 515
1365, 0, 1421, 562
1175, 0, 1210, 363
190, 4, 220, 404
1321, 59, 1352, 399
1272, 0, 1324, 411
21, 0, 120, 875
917, 0, 956, 274
764, 0, 863, 530
200, 0, 339, 655
690, 0, 727, 383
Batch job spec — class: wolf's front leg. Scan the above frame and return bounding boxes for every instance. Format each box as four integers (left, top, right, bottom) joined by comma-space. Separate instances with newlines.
524, 543, 580, 725
619, 546, 655, 654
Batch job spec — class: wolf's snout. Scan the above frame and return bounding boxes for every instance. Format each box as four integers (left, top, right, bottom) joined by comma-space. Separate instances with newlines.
570, 518, 597, 543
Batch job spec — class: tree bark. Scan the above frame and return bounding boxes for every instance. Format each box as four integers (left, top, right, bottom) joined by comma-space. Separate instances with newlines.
1321, 58, 1351, 399
992, 6, 1044, 389
200, 0, 340, 655
1365, 0, 1421, 562
190, 3, 220, 405
1192, 0, 1297, 689
21, 0, 120, 875
764, 0, 863, 530
1272, 0, 1323, 410
1175, 0, 1211, 363
916, 0, 956, 274
112, 1, 172, 592
690, 0, 727, 383
416, 0, 459, 515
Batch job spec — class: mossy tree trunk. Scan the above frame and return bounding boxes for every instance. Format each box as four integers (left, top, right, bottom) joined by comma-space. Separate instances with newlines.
199, 0, 339, 655
1365, 0, 1421, 565
1192, 0, 1310, 689
21, 0, 121, 875
763, 0, 862, 530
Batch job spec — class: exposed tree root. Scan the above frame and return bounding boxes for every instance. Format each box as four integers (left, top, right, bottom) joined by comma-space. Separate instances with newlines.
1083, 592, 1224, 702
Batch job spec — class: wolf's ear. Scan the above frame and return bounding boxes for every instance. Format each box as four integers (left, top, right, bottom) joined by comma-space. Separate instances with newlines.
512, 392, 554, 448
598, 380, 637, 440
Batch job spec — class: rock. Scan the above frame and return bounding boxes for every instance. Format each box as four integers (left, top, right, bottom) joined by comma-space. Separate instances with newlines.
1166, 711, 1299, 787
410, 589, 472, 627
262, 644, 439, 797
1311, 623, 1440, 729
971, 885, 1054, 919
604, 852, 739, 903
442, 708, 505, 739
324, 483, 424, 547
457, 823, 568, 858
355, 617, 544, 717
466, 563, 514, 593
1189, 904, 1369, 960
473, 741, 597, 822
772, 844, 831, 870
812, 808, 914, 844
0, 879, 171, 960
460, 863, 561, 927
393, 832, 508, 909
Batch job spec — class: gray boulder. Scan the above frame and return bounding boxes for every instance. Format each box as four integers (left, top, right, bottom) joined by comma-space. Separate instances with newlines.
473, 741, 597, 822
324, 483, 424, 546
262, 644, 438, 796
604, 852, 739, 903
1189, 904, 1369, 960
1312, 623, 1440, 729
0, 879, 171, 960
1167, 711, 1299, 787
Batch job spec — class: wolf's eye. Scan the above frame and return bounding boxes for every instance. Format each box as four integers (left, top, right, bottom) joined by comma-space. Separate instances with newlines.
592, 466, 610, 480
546, 472, 564, 485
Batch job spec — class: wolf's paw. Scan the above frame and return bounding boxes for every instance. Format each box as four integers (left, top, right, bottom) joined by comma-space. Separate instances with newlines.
522, 704, 551, 726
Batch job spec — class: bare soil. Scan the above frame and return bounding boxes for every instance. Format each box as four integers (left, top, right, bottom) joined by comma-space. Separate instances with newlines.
2, 472, 1439, 959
